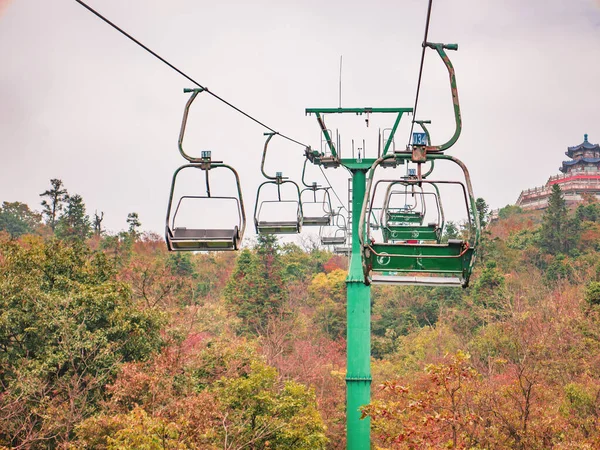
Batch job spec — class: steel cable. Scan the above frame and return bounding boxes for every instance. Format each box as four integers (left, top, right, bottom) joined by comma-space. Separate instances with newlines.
74, 0, 310, 148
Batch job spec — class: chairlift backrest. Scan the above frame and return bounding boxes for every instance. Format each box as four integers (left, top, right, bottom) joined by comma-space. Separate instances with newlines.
359, 152, 480, 287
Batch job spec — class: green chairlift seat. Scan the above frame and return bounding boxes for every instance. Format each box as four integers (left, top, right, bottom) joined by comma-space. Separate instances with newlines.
381, 182, 444, 243
365, 239, 474, 287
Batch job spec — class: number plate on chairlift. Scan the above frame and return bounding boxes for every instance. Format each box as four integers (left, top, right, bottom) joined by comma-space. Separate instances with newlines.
412, 132, 428, 146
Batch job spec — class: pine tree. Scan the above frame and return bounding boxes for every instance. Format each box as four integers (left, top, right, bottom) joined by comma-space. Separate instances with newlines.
540, 184, 571, 254
475, 197, 490, 228
224, 234, 287, 334
55, 194, 91, 241
40, 179, 68, 231
126, 212, 141, 238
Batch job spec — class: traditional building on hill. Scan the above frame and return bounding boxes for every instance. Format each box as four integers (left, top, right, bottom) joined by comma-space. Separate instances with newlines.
516, 134, 600, 209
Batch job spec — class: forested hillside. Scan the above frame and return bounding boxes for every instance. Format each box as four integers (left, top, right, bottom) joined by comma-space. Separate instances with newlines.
1, 180, 600, 449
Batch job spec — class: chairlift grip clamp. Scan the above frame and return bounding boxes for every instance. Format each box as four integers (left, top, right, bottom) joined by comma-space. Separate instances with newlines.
183, 87, 206, 93
424, 42, 458, 51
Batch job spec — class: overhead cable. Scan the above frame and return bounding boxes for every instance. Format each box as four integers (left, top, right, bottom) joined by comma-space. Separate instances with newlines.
407, 0, 434, 146
74, 0, 309, 148
319, 166, 348, 213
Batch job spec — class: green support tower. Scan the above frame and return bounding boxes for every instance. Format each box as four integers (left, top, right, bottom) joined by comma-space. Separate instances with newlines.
305, 107, 413, 449
305, 41, 470, 449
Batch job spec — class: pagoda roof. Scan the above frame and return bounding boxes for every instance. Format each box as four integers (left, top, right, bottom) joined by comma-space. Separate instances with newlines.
566, 134, 599, 155
560, 157, 600, 173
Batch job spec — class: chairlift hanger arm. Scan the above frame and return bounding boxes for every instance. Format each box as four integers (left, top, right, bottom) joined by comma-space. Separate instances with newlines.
301, 158, 322, 189
260, 132, 281, 180
422, 43, 462, 153
178, 88, 224, 163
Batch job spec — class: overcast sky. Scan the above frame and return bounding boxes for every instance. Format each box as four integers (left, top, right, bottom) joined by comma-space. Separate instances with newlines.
1, 0, 600, 237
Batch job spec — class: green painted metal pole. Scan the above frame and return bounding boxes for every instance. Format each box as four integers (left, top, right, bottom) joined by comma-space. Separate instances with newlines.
346, 169, 371, 450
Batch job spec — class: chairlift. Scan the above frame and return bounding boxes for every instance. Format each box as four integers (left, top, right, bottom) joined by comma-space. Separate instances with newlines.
320, 209, 348, 246
380, 181, 444, 243
359, 41, 479, 286
360, 154, 479, 288
165, 88, 245, 251
300, 159, 334, 226
254, 133, 303, 234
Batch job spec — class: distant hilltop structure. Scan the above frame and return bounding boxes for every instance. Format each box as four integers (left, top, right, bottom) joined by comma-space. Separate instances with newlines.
516, 134, 600, 210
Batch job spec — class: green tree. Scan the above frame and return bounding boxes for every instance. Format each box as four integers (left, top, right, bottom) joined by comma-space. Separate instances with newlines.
585, 281, 600, 307
576, 202, 600, 223
40, 178, 68, 231
309, 269, 347, 339
55, 194, 92, 241
213, 360, 328, 449
471, 261, 508, 320
224, 235, 287, 334
475, 197, 490, 228
443, 221, 459, 242
126, 212, 142, 238
540, 184, 575, 254
0, 201, 42, 237
0, 236, 164, 448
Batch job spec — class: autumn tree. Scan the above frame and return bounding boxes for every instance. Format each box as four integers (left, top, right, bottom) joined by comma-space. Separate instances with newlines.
0, 236, 164, 448
0, 201, 42, 237
40, 178, 68, 231
364, 352, 481, 449
75, 338, 327, 450
308, 269, 347, 339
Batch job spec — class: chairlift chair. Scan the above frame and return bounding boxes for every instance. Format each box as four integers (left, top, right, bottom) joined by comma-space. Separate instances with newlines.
254, 133, 303, 234
360, 153, 479, 288
300, 184, 333, 226
165, 88, 246, 251
320, 209, 348, 246
299, 159, 334, 227
381, 182, 444, 243
165, 162, 245, 251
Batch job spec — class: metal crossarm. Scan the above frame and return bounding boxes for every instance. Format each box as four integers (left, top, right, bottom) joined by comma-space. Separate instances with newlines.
305, 107, 413, 158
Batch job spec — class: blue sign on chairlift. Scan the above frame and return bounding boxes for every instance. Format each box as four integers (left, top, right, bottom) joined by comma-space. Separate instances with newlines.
412, 132, 428, 146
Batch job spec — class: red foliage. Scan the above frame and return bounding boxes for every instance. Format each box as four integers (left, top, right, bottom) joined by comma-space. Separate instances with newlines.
323, 255, 347, 273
